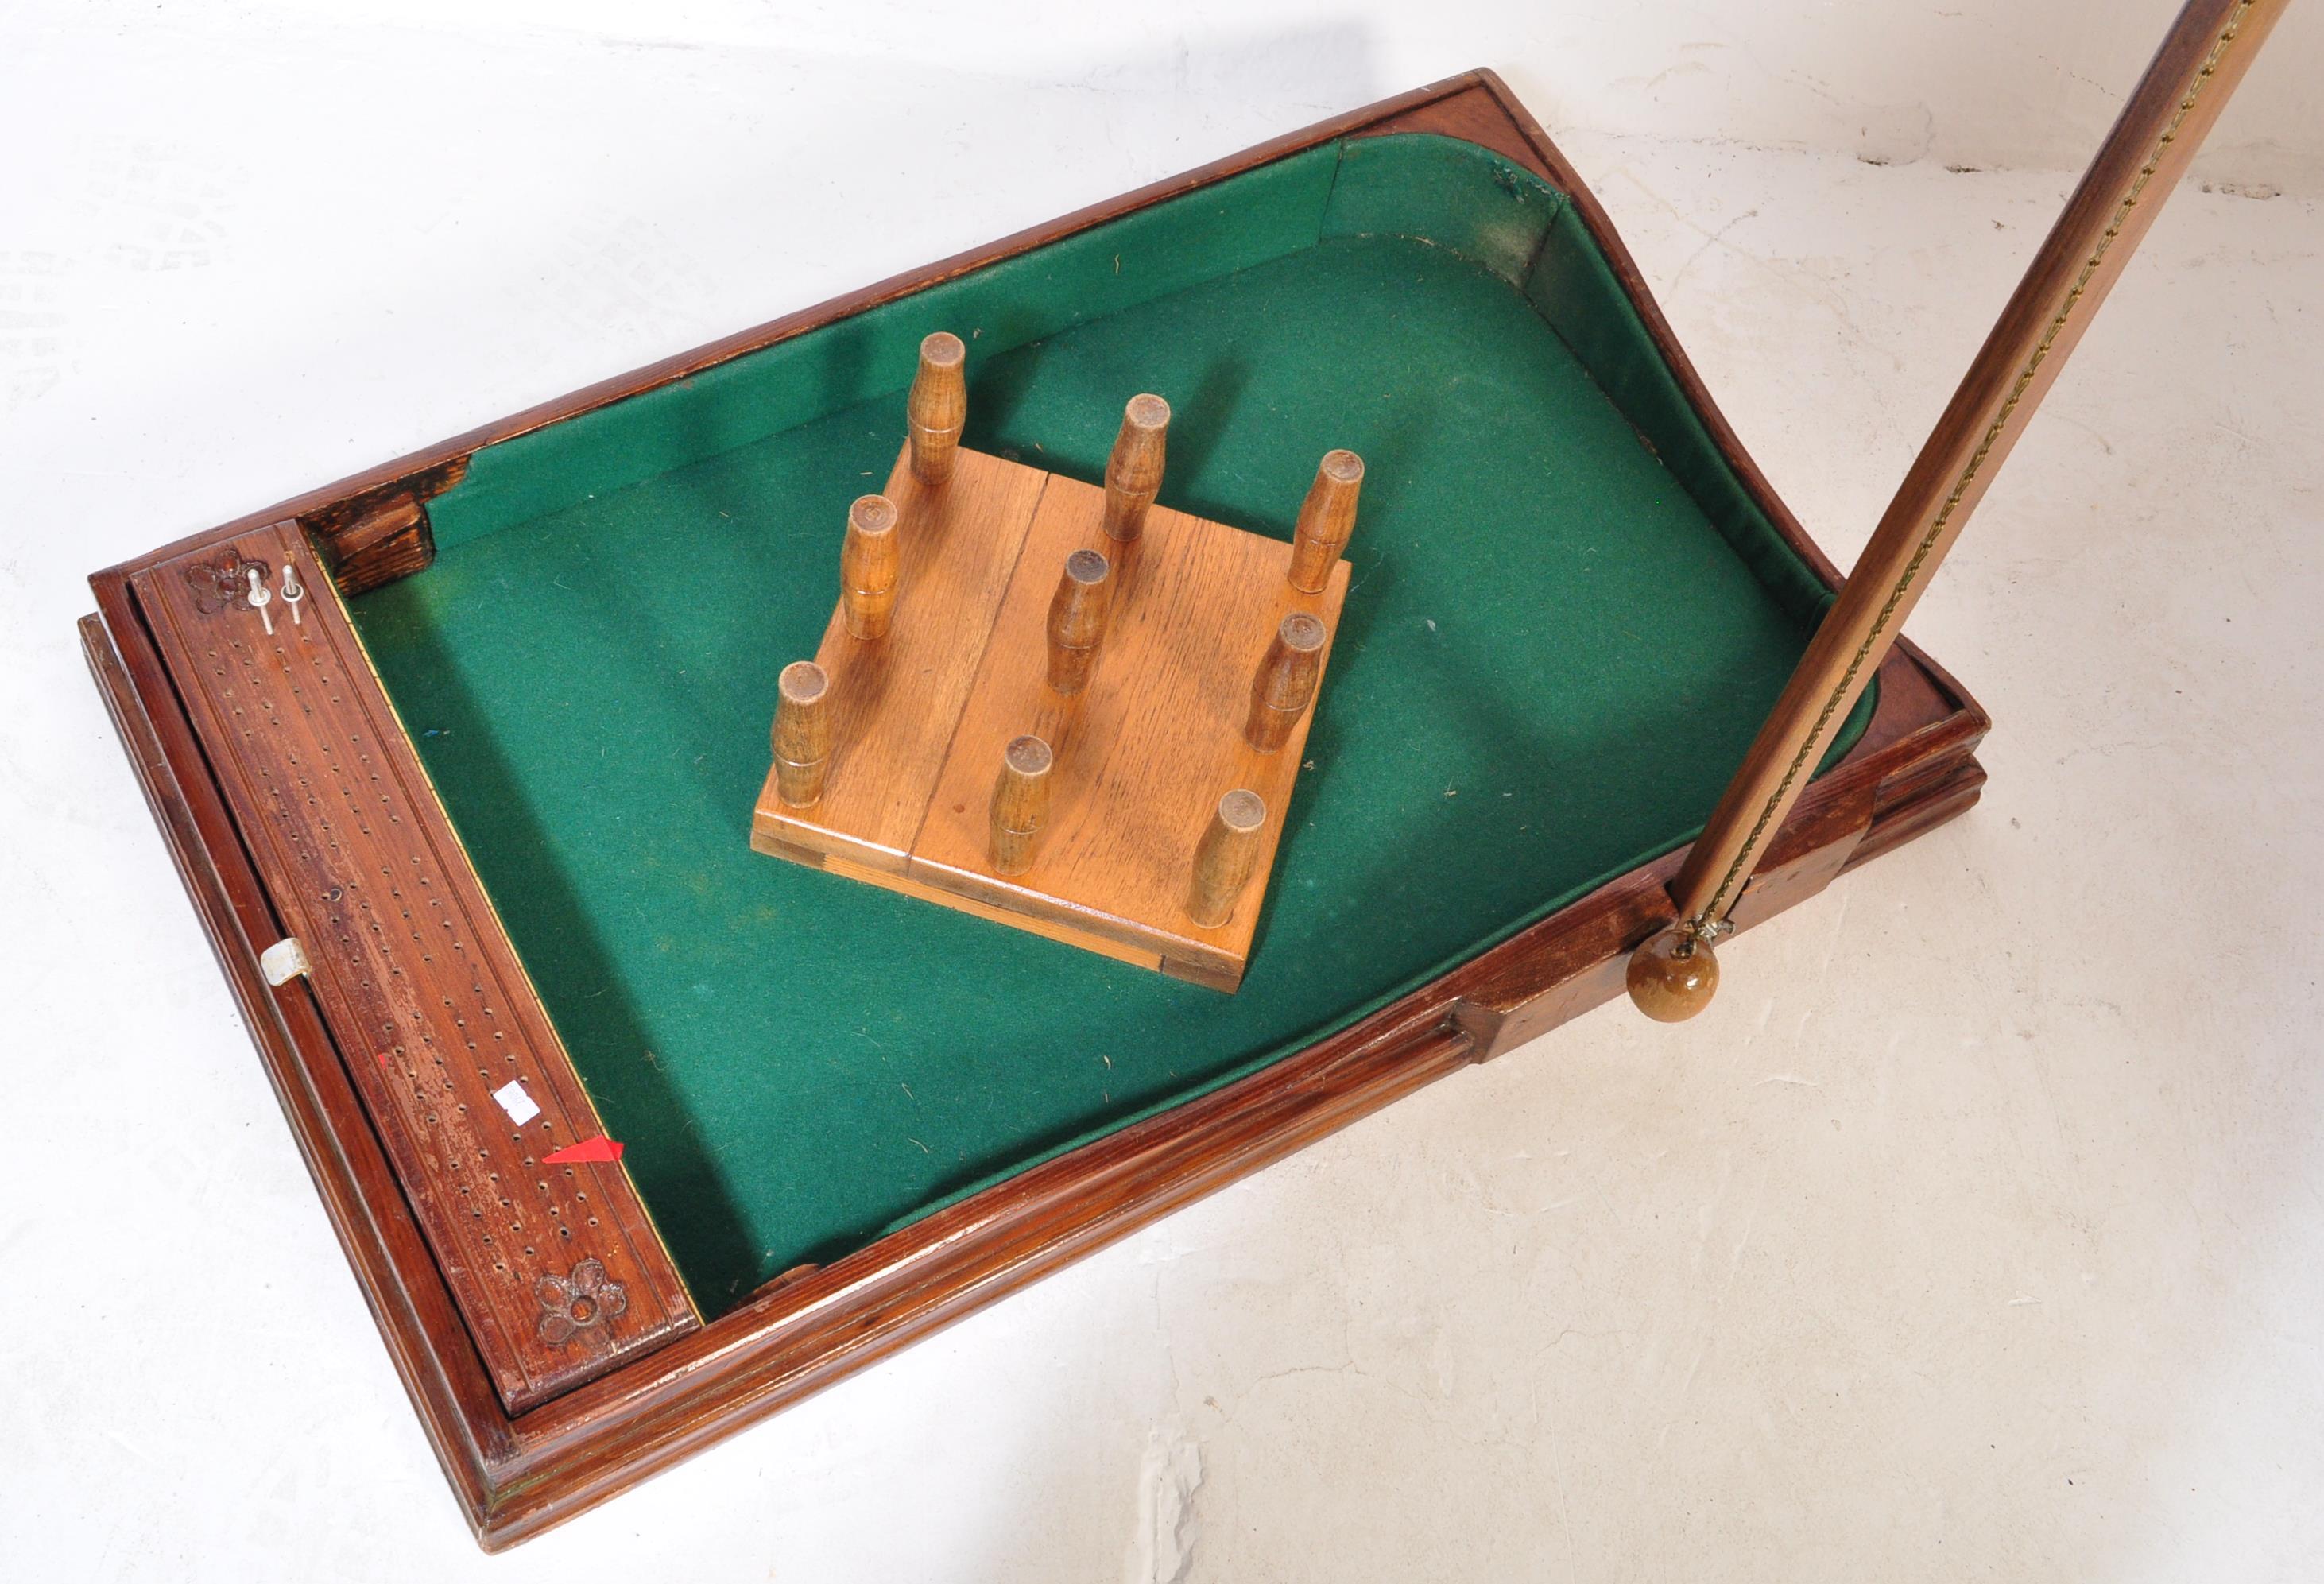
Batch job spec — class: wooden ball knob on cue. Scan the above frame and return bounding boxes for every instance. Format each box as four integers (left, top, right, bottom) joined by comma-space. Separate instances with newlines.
988, 734, 1054, 877
1102, 394, 1171, 543
1044, 548, 1114, 695
1625, 925, 1720, 1021
770, 660, 831, 808
839, 494, 899, 640
1244, 611, 1327, 752
1287, 448, 1364, 593
1186, 789, 1267, 928
908, 331, 966, 485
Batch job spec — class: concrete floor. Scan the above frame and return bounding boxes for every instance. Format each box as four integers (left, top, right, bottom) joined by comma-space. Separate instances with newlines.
6, 68, 2320, 1584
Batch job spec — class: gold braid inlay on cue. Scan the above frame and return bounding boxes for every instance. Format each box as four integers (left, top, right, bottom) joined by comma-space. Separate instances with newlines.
1687, 0, 2256, 936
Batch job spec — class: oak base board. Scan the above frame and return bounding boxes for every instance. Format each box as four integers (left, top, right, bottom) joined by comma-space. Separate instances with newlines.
752, 442, 1350, 990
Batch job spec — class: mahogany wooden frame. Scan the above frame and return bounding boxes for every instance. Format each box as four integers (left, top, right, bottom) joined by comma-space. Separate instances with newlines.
81, 71, 1987, 1549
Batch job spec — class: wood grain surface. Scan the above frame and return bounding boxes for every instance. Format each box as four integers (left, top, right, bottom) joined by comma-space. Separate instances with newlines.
911, 471, 1349, 989
130, 519, 697, 1412
754, 443, 1048, 871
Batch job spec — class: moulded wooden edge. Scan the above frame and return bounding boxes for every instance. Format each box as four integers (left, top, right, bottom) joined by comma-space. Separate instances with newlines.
128, 524, 700, 1412
79, 602, 512, 1539
81, 68, 1991, 1551
90, 588, 1980, 1549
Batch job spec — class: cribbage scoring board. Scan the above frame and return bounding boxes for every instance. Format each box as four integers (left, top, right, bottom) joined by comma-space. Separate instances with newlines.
133, 520, 697, 1409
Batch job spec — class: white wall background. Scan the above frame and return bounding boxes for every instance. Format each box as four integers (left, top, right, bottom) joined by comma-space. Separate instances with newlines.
5, 4, 2319, 1582
17, 0, 2323, 196
8, 0, 2317, 541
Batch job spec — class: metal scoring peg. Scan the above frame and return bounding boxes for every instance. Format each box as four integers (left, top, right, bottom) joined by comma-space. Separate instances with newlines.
245, 565, 274, 636
280, 559, 305, 626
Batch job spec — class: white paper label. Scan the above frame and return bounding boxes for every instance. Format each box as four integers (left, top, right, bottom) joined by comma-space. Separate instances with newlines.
492, 1079, 541, 1126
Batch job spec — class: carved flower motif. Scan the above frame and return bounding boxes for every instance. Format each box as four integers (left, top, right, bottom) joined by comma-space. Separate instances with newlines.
535, 1257, 628, 1346
184, 552, 270, 616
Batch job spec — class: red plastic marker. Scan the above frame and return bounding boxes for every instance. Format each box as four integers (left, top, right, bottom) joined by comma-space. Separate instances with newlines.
544, 1136, 624, 1164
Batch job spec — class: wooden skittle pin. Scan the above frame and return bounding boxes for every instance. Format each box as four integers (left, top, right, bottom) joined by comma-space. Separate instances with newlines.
1287, 449, 1363, 593
1245, 611, 1327, 751
1102, 394, 1171, 543
771, 660, 831, 807
988, 734, 1054, 876
1186, 789, 1267, 928
908, 331, 966, 485
839, 494, 900, 640
1044, 548, 1114, 695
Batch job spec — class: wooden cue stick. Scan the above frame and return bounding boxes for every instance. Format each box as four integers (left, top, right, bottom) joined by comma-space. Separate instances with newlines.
1640, 0, 2289, 1014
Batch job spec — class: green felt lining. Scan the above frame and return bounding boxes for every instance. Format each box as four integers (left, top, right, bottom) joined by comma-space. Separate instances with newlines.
351, 134, 1871, 1310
